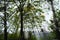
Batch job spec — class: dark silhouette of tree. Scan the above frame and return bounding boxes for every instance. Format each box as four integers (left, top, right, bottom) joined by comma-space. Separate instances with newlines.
4, 0, 7, 40
18, 0, 25, 40
48, 0, 60, 40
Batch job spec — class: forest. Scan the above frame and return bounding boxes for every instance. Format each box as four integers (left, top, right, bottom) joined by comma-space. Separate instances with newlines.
0, 0, 60, 40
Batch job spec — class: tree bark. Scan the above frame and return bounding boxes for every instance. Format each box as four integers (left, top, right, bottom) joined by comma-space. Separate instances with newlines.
50, 0, 60, 40
18, 0, 24, 40
4, 0, 7, 40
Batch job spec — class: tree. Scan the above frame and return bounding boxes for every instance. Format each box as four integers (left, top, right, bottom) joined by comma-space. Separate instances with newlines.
47, 0, 60, 40
4, 0, 7, 40
18, 0, 25, 40
0, 0, 45, 40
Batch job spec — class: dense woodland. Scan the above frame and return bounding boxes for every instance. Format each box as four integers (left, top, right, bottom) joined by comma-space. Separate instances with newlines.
0, 0, 60, 40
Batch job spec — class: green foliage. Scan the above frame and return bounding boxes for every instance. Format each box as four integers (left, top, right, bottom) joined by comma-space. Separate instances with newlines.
0, 34, 4, 40
0, 0, 46, 40
28, 31, 37, 40
56, 10, 60, 20
8, 33, 19, 40
49, 6, 60, 40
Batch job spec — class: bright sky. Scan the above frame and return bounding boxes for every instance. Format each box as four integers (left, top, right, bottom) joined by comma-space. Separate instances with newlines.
40, 0, 60, 32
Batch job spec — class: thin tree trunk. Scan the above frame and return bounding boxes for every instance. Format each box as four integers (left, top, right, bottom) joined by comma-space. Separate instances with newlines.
18, 0, 24, 40
50, 0, 60, 40
4, 0, 7, 40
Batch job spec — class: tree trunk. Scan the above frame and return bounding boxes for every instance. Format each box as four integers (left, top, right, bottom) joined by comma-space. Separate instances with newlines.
50, 0, 60, 40
18, 0, 24, 40
4, 0, 7, 40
